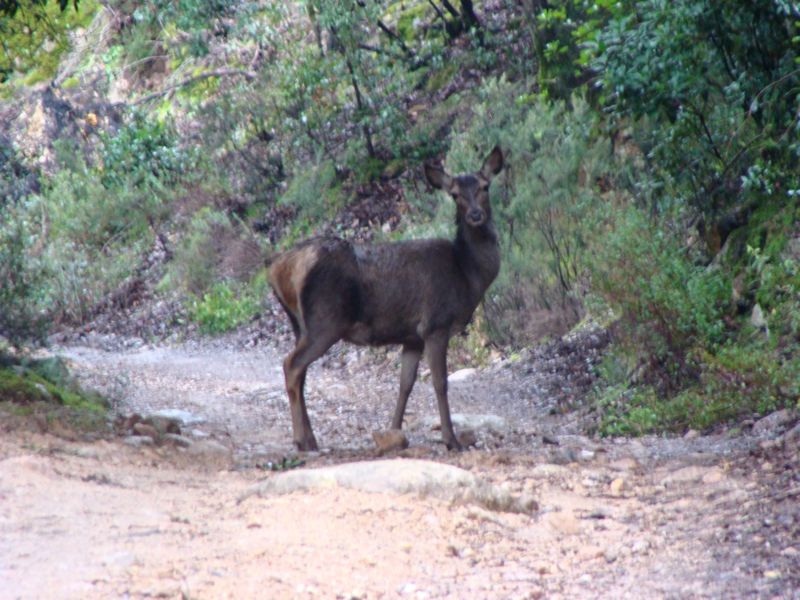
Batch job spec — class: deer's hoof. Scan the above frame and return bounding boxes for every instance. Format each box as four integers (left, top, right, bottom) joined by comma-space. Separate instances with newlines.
294, 437, 319, 452
444, 436, 464, 452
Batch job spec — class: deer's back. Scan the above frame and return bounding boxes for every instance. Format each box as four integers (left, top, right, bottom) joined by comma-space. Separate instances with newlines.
269, 236, 486, 346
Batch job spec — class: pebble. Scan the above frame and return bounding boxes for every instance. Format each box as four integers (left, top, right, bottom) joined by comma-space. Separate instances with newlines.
163, 433, 193, 448
123, 435, 154, 447
133, 423, 160, 440
372, 429, 409, 454
448, 368, 477, 383
609, 478, 625, 495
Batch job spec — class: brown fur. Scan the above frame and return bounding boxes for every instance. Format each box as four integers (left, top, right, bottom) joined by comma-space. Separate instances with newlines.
268, 244, 320, 319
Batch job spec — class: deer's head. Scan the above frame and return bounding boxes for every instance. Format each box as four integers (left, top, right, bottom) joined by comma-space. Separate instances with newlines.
424, 146, 504, 227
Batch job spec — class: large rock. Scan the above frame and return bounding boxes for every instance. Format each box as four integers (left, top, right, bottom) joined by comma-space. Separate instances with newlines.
240, 459, 536, 514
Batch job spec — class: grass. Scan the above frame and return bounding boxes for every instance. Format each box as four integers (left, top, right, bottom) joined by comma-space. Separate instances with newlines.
0, 355, 109, 435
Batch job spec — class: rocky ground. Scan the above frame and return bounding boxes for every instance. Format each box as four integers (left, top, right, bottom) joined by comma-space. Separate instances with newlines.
1, 327, 799, 599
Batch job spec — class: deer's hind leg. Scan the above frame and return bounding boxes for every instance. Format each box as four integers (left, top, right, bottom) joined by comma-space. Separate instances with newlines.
283, 329, 341, 451
391, 342, 423, 430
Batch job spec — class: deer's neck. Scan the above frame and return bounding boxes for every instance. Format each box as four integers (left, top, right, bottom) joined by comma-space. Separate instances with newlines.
454, 217, 500, 300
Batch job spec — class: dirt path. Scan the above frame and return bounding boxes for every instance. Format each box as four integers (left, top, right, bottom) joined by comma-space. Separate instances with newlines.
1, 337, 798, 599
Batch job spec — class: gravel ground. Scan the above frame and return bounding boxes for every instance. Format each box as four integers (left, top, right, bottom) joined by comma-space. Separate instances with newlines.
1, 328, 798, 599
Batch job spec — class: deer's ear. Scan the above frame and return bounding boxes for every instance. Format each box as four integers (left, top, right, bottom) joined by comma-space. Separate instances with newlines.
480, 146, 504, 180
424, 163, 453, 191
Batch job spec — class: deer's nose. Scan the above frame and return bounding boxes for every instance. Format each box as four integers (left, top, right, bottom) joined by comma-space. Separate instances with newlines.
467, 208, 484, 224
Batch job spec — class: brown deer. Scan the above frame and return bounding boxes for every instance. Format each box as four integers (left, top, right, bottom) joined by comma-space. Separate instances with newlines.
268, 147, 504, 451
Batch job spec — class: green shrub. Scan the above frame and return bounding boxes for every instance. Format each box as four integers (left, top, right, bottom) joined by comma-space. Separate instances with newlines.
0, 211, 46, 347
187, 281, 260, 334
279, 158, 344, 226
589, 206, 729, 388
169, 207, 232, 295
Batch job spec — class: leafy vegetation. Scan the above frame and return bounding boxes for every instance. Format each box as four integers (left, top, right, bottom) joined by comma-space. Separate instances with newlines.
1, 0, 798, 434
0, 354, 110, 433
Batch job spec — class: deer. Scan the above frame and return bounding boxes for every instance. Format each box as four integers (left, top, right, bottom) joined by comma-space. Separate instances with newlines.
268, 146, 504, 451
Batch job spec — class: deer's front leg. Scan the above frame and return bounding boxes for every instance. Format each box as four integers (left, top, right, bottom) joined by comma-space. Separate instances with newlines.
425, 331, 462, 451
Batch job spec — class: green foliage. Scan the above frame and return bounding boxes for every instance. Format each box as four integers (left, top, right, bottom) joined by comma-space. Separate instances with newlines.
0, 209, 46, 346
187, 280, 261, 335
0, 356, 108, 412
594, 0, 799, 216
279, 158, 344, 225
0, 0, 98, 87
596, 341, 799, 436
590, 207, 729, 384
9, 111, 197, 324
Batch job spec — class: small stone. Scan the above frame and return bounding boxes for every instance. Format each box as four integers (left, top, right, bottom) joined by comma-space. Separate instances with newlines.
701, 468, 725, 484
133, 422, 160, 441
123, 435, 154, 448
398, 582, 417, 595
609, 457, 639, 472
545, 510, 580, 535
372, 430, 409, 454
448, 368, 477, 383
75, 446, 100, 459
144, 415, 181, 435
163, 433, 193, 448
186, 440, 232, 468
150, 408, 206, 426
631, 540, 650, 555
551, 447, 579, 465
456, 429, 478, 448
609, 478, 625, 495
579, 449, 595, 461
759, 439, 781, 451
603, 548, 618, 563
783, 422, 800, 445
684, 429, 700, 439
120, 413, 143, 433
33, 383, 52, 400
780, 546, 798, 557
517, 493, 538, 514
763, 570, 781, 579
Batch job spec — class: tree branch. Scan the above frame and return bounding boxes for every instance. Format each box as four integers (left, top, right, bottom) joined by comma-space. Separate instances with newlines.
131, 68, 257, 106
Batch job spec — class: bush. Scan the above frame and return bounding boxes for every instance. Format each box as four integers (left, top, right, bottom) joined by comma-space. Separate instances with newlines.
589, 205, 729, 391
0, 212, 45, 347
187, 280, 262, 334
0, 112, 199, 326
278, 157, 345, 234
